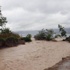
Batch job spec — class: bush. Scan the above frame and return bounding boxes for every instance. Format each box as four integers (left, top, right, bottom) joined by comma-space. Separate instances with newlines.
20, 37, 32, 42
1, 28, 12, 34
0, 8, 21, 48
58, 24, 67, 37
0, 32, 21, 48
0, 28, 20, 39
34, 34, 46, 40
5, 37, 19, 47
0, 32, 20, 39
0, 38, 5, 47
63, 36, 70, 42
46, 34, 52, 41
34, 29, 47, 40
0, 32, 25, 48
26, 34, 32, 39
11, 33, 21, 39
55, 34, 61, 38
34, 29, 54, 41
20, 34, 32, 42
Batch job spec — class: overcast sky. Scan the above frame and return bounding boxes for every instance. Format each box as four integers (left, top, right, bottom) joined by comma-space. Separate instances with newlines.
0, 0, 70, 31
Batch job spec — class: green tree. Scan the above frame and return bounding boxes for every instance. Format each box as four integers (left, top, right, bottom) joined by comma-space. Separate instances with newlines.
34, 29, 54, 41
58, 24, 67, 37
26, 34, 32, 38
0, 6, 7, 32
1, 28, 11, 34
46, 29, 54, 40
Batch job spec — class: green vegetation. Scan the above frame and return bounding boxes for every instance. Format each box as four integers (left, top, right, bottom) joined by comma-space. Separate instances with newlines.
5, 37, 19, 47
0, 11, 7, 27
0, 6, 70, 48
0, 7, 25, 48
0, 38, 5, 47
58, 24, 67, 37
1, 28, 11, 34
26, 34, 32, 39
34, 25, 70, 43
46, 29, 54, 41
0, 7, 7, 33
34, 29, 54, 41
20, 34, 32, 42
63, 36, 70, 42
55, 34, 61, 38
34, 29, 46, 40
0, 36, 23, 47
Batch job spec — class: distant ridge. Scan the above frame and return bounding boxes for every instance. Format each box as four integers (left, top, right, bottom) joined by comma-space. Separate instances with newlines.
53, 28, 70, 34
14, 28, 70, 36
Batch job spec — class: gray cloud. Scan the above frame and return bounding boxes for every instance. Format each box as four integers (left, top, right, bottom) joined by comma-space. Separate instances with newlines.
0, 0, 70, 31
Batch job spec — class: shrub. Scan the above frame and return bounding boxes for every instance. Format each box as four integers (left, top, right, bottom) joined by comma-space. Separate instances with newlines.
20, 37, 32, 42
34, 29, 54, 41
55, 34, 61, 38
1, 28, 11, 34
0, 32, 20, 39
46, 29, 54, 41
11, 33, 21, 39
5, 37, 19, 47
0, 38, 5, 47
46, 34, 52, 41
0, 28, 20, 39
20, 34, 32, 42
63, 36, 70, 42
34, 29, 46, 40
26, 34, 32, 39
24, 37, 32, 42
34, 34, 45, 40
58, 24, 67, 37
0, 8, 21, 48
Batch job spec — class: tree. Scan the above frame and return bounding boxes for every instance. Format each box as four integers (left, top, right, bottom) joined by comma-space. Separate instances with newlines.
0, 6, 7, 32
58, 24, 67, 37
26, 34, 32, 38
1, 28, 11, 34
46, 29, 54, 40
34, 29, 54, 41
